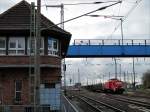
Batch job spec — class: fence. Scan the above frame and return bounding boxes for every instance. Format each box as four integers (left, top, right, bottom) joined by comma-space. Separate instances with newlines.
61, 95, 79, 112
0, 105, 51, 112
0, 105, 60, 112
73, 39, 150, 45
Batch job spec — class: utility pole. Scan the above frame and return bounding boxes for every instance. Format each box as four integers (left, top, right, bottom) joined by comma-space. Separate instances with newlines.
103, 74, 105, 84
133, 58, 136, 90
45, 4, 64, 28
63, 63, 66, 95
60, 4, 64, 29
114, 58, 117, 79
46, 3, 66, 96
35, 0, 41, 111
61, 4, 66, 95
120, 18, 124, 45
29, 2, 36, 110
88, 15, 124, 46
123, 72, 126, 82
72, 73, 75, 86
126, 71, 129, 90
87, 77, 88, 86
109, 72, 110, 80
78, 68, 80, 84
119, 64, 121, 81
127, 71, 129, 83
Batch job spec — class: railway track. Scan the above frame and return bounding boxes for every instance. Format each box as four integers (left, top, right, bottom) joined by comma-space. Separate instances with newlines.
68, 90, 150, 112
76, 95, 125, 112
105, 94, 150, 109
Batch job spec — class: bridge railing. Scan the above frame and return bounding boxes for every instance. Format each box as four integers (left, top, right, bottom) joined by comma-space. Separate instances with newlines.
73, 39, 150, 45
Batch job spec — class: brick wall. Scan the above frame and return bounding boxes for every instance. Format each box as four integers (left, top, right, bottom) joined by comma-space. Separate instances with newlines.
0, 56, 61, 65
0, 67, 61, 105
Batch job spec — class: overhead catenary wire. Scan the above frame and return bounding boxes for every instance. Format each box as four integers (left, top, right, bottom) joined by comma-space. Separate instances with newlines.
45, 0, 121, 5
107, 0, 143, 39
62, 1, 121, 5
43, 0, 47, 7
117, 0, 122, 16
9, 0, 16, 4
41, 1, 122, 31
45, 0, 122, 8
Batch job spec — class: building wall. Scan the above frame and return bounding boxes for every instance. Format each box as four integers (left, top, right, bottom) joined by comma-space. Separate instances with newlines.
0, 67, 61, 106
0, 56, 61, 66
0, 34, 65, 111
0, 68, 29, 105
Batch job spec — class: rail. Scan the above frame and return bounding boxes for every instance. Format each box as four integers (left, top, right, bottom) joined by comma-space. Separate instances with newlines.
61, 95, 79, 112
73, 39, 150, 45
106, 95, 150, 108
80, 95, 125, 112
77, 96, 104, 112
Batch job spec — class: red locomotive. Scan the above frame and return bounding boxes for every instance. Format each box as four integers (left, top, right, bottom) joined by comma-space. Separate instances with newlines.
103, 79, 124, 94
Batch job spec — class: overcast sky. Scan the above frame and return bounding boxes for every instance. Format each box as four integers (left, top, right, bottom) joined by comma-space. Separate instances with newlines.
0, 0, 150, 85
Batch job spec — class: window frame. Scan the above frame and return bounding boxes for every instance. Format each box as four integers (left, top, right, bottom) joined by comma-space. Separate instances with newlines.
27, 37, 44, 55
8, 37, 25, 55
0, 37, 6, 55
15, 80, 22, 103
48, 37, 59, 56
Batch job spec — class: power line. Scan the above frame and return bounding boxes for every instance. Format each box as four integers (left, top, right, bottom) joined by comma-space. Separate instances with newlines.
9, 0, 16, 4
107, 0, 143, 39
43, 0, 47, 7
86, 15, 123, 18
41, 1, 121, 30
63, 1, 121, 5
117, 0, 122, 16
45, 0, 121, 7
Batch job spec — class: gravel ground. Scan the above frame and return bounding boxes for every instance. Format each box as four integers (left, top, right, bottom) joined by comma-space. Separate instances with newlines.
116, 94, 150, 104
66, 92, 93, 112
68, 89, 150, 112
124, 89, 150, 99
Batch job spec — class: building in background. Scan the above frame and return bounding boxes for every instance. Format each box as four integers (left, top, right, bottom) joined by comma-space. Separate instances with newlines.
0, 0, 71, 112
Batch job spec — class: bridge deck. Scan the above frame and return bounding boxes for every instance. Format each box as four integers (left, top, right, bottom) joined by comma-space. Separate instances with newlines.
67, 39, 150, 58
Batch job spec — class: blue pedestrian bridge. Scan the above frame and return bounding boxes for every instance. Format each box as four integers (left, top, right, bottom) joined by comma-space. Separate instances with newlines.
67, 39, 150, 58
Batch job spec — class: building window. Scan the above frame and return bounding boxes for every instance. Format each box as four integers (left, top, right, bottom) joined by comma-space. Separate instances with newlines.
8, 37, 25, 55
15, 80, 22, 103
45, 83, 55, 88
28, 37, 44, 55
24, 107, 34, 112
48, 37, 59, 56
0, 37, 6, 55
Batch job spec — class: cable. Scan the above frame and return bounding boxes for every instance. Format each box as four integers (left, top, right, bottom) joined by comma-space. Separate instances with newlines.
107, 0, 143, 39
86, 15, 123, 18
63, 1, 121, 5
117, 0, 122, 16
45, 0, 121, 7
41, 1, 121, 31
9, 0, 16, 4
44, 0, 47, 6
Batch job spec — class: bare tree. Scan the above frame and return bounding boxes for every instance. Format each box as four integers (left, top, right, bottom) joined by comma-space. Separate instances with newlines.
142, 70, 150, 89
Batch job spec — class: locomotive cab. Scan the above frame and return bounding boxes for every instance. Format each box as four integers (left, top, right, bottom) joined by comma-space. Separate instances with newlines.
103, 79, 125, 94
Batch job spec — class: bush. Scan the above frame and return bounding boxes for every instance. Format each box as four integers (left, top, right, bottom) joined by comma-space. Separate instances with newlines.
142, 70, 150, 89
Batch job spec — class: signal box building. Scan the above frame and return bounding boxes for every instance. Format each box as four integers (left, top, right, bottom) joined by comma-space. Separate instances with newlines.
0, 1, 71, 112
